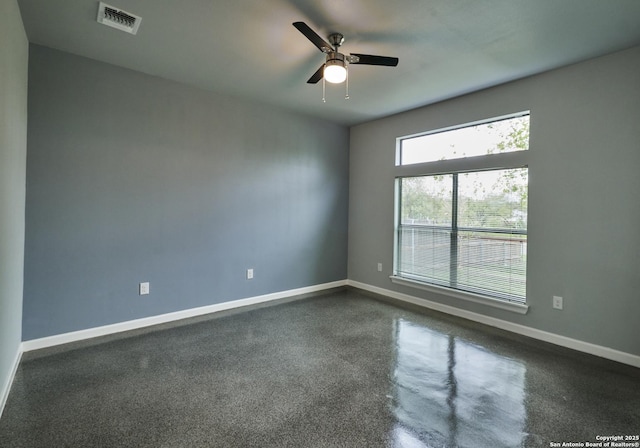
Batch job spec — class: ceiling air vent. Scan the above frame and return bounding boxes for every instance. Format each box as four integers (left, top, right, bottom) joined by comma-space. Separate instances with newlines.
97, 2, 141, 35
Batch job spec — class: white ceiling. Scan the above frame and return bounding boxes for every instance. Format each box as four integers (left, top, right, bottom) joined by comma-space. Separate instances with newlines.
17, 0, 640, 126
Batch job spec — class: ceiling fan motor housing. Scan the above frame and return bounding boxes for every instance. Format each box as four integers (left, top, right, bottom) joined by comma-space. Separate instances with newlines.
326, 51, 345, 66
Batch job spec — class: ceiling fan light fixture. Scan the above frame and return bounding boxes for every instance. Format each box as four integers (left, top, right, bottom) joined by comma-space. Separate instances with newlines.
293, 22, 399, 88
324, 54, 347, 84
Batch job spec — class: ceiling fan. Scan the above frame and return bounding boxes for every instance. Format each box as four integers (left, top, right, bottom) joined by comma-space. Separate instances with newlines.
293, 21, 399, 86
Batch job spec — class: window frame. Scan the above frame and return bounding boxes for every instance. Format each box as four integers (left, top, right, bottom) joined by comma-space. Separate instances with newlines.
392, 112, 530, 314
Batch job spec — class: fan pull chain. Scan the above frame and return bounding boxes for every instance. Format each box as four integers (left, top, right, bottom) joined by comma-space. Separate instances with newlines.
322, 75, 326, 103
345, 67, 350, 100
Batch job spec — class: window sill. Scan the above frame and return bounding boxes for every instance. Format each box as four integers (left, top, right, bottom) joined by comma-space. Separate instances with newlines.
389, 275, 529, 315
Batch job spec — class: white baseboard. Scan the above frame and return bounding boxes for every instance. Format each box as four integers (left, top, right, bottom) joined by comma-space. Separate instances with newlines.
17, 277, 640, 368
22, 280, 347, 353
347, 280, 640, 369
0, 345, 22, 419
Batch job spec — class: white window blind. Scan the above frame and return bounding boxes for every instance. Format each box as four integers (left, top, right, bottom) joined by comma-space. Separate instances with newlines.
397, 168, 527, 303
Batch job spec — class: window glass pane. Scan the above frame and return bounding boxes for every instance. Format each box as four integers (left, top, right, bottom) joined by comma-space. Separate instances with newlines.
400, 115, 529, 165
396, 169, 528, 303
456, 232, 527, 301
400, 175, 453, 226
457, 169, 528, 231
397, 227, 451, 285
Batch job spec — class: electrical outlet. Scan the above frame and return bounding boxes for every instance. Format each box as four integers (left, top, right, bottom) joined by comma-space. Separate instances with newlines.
247, 268, 254, 280
139, 282, 150, 295
553, 296, 563, 310
377, 263, 383, 272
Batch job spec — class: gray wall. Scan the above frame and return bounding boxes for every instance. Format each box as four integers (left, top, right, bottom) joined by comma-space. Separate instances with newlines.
23, 45, 349, 340
0, 0, 28, 406
349, 46, 640, 356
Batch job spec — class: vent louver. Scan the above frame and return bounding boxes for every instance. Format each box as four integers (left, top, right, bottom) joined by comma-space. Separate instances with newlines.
97, 2, 141, 35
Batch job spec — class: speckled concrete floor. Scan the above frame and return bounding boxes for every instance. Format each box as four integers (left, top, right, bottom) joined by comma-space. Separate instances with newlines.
1, 288, 639, 447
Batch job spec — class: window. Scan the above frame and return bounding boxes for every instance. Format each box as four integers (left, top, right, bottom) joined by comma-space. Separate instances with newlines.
399, 114, 530, 165
393, 113, 529, 306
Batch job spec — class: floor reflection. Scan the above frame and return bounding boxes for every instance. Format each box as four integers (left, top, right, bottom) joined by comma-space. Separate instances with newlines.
391, 319, 527, 448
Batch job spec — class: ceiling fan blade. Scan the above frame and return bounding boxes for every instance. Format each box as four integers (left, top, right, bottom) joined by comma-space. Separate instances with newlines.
307, 64, 325, 84
293, 22, 332, 53
350, 53, 399, 67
